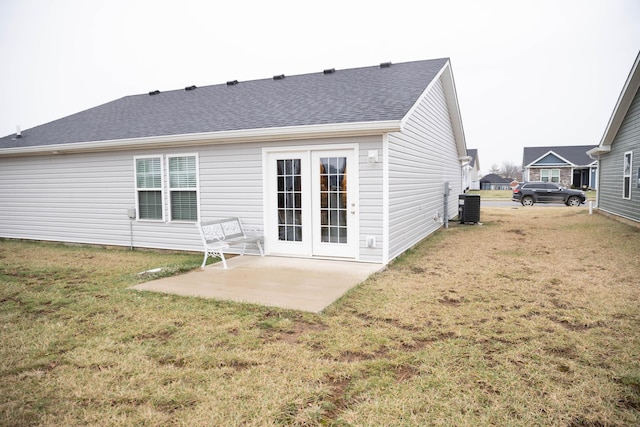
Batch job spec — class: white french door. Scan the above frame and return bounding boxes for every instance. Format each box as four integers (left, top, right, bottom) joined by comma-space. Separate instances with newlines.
265, 148, 357, 258
311, 150, 357, 257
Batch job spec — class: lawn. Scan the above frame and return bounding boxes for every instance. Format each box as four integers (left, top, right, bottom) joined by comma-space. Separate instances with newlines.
1, 207, 639, 426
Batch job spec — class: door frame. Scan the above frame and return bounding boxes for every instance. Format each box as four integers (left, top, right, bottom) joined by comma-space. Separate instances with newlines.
262, 144, 360, 259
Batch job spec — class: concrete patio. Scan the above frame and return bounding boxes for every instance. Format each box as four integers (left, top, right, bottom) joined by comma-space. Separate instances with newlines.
130, 255, 384, 313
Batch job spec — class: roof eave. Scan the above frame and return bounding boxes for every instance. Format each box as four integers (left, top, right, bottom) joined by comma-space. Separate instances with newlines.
587, 146, 612, 156
0, 120, 402, 157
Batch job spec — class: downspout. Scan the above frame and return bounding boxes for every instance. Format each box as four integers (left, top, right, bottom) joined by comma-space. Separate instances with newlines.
443, 182, 450, 229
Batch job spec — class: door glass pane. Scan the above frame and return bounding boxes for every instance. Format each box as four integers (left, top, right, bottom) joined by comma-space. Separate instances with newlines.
277, 159, 302, 242
320, 157, 347, 243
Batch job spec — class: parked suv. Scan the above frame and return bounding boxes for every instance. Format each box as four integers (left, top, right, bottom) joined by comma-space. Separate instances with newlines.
512, 182, 586, 206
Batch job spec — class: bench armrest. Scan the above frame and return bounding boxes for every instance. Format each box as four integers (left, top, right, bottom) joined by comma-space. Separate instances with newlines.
243, 226, 264, 239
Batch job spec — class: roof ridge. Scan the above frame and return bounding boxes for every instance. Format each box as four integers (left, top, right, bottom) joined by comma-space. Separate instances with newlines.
130, 58, 451, 97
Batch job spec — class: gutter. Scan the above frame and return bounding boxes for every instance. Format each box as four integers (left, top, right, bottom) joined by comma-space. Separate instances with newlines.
0, 120, 402, 157
586, 146, 611, 158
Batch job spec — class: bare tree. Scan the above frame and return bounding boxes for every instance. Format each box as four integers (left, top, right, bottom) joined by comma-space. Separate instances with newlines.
489, 164, 501, 175
501, 162, 522, 181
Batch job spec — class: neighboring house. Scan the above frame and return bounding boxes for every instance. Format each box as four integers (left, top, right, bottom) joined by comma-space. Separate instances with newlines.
522, 145, 597, 189
466, 148, 480, 190
0, 59, 468, 265
588, 51, 640, 224
479, 173, 511, 190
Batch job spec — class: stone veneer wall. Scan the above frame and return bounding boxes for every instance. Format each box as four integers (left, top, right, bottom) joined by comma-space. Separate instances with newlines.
528, 168, 572, 187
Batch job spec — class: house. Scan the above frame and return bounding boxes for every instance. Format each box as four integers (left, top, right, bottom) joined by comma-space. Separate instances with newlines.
466, 148, 480, 190
0, 59, 467, 265
479, 173, 511, 190
587, 51, 640, 225
522, 145, 597, 189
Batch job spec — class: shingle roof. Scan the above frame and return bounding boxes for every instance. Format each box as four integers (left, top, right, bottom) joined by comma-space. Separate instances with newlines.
0, 58, 449, 149
522, 145, 597, 167
479, 173, 510, 184
466, 148, 478, 167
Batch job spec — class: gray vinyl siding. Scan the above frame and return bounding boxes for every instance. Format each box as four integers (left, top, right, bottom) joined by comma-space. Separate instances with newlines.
0, 135, 386, 261
387, 77, 462, 261
357, 137, 385, 263
0, 153, 134, 246
0, 144, 264, 252
598, 87, 640, 222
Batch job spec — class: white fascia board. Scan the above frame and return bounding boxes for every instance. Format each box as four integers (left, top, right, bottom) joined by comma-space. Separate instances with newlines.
0, 120, 401, 157
440, 62, 468, 157
527, 150, 572, 167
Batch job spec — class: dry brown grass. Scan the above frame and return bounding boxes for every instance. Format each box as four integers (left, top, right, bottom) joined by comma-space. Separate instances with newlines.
1, 207, 639, 426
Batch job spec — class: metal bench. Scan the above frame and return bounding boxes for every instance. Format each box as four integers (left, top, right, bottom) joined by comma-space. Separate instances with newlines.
196, 217, 264, 269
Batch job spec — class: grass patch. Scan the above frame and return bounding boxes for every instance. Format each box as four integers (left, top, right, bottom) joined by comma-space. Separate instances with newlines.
1, 209, 639, 426
468, 189, 513, 199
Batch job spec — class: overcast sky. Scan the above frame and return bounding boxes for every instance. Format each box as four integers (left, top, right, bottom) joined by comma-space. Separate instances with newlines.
1, 0, 638, 173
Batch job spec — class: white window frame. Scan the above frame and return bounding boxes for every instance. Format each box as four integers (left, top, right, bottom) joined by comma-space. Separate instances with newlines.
623, 151, 632, 200
540, 169, 560, 183
167, 153, 200, 223
134, 155, 165, 222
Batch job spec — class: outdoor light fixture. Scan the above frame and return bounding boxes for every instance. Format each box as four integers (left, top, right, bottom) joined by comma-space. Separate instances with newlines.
367, 150, 379, 163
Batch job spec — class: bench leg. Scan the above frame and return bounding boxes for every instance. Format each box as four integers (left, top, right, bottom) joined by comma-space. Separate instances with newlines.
256, 240, 264, 256
201, 252, 208, 270
202, 249, 229, 269
219, 251, 228, 269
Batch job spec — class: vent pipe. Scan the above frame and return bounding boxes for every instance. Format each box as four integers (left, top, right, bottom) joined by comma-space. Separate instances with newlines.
148, 90, 160, 96
273, 74, 285, 80
226, 80, 239, 86
380, 62, 392, 68
16, 125, 22, 138
323, 68, 335, 74
185, 85, 197, 91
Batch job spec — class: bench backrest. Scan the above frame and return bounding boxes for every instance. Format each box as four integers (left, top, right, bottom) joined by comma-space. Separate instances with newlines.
198, 217, 244, 243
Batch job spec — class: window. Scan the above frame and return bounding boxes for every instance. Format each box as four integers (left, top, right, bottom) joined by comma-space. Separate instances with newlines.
540, 169, 560, 183
168, 155, 199, 221
135, 157, 163, 220
134, 154, 199, 222
525, 183, 544, 189
623, 151, 632, 199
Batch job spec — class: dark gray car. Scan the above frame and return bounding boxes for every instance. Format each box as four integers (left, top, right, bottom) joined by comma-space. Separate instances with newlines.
512, 182, 586, 206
